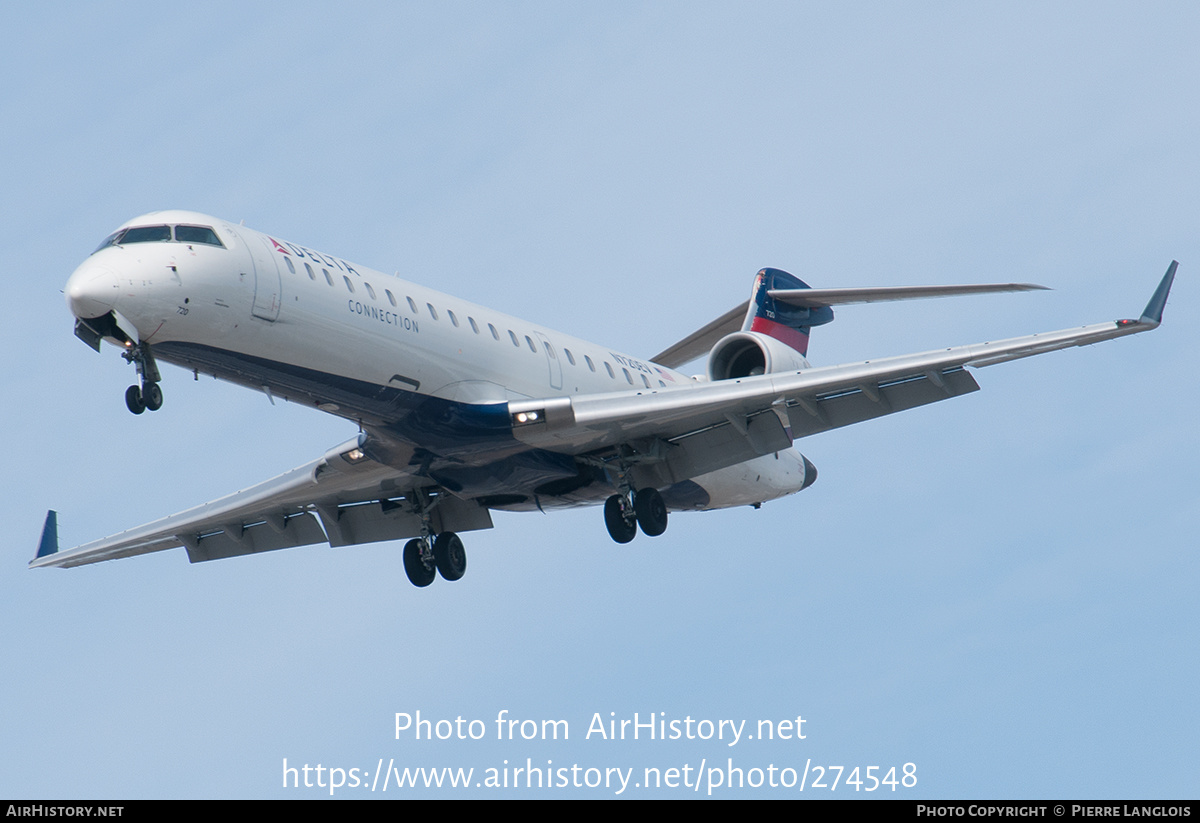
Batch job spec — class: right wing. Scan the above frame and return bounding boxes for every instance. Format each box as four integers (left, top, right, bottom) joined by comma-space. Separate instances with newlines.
30, 436, 492, 569
509, 263, 1176, 483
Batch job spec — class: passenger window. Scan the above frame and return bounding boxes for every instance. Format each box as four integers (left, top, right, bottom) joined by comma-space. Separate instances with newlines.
427, 303, 438, 320
365, 282, 377, 300
468, 317, 479, 334
284, 257, 296, 274
564, 348, 575, 366
489, 323, 500, 341
641, 374, 650, 388
623, 368, 633, 384
407, 297, 418, 314
343, 276, 354, 293
304, 263, 315, 280
605, 362, 615, 379
508, 330, 519, 347
448, 309, 459, 327
323, 269, 333, 286
525, 335, 537, 352
386, 289, 397, 307
585, 355, 595, 372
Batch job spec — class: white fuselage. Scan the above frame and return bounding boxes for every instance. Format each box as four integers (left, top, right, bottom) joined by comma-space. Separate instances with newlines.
66, 210, 813, 511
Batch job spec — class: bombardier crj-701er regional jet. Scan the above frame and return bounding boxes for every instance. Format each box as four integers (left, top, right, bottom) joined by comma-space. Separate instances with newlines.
32, 210, 1177, 587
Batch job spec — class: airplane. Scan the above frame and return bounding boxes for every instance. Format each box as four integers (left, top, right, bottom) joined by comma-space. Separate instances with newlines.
31, 210, 1177, 586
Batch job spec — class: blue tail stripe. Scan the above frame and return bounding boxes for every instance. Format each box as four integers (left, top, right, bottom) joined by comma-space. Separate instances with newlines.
36, 510, 59, 558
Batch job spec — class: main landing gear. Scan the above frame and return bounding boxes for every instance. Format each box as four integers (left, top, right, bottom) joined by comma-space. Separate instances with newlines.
604, 487, 668, 544
401, 490, 469, 588
122, 341, 163, 415
403, 532, 467, 587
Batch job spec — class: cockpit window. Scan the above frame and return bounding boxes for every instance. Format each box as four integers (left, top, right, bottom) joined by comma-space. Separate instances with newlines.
119, 225, 172, 244
92, 232, 121, 254
174, 225, 223, 246
93, 223, 225, 254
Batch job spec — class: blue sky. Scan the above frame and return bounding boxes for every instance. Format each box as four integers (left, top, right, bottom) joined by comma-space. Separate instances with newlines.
3, 2, 1197, 798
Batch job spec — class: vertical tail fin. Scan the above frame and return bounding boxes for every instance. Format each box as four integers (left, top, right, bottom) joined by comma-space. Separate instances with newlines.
742, 268, 834, 357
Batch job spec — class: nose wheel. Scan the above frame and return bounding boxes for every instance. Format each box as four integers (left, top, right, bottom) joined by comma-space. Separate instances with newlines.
125, 381, 163, 414
121, 341, 163, 414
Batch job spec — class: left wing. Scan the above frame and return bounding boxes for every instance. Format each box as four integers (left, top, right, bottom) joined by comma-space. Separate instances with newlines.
30, 436, 492, 569
510, 263, 1176, 484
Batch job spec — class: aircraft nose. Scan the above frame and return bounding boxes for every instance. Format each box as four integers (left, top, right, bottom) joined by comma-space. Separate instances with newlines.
65, 263, 118, 319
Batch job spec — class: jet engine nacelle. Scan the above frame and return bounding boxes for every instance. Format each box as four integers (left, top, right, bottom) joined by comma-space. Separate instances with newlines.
706, 331, 808, 381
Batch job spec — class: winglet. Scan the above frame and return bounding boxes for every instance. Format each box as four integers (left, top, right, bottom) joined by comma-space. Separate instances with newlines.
36, 510, 59, 559
1138, 261, 1178, 325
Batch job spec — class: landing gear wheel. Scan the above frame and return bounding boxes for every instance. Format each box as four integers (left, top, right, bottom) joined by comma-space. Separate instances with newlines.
634, 487, 668, 537
403, 538, 436, 587
125, 385, 145, 415
121, 341, 162, 415
433, 532, 467, 581
143, 382, 163, 411
604, 494, 637, 544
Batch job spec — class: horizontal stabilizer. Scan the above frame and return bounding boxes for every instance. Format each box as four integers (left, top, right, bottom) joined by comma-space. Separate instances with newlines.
768, 282, 1047, 309
653, 280, 1048, 369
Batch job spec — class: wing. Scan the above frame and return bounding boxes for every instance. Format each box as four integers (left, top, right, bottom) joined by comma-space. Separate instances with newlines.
30, 436, 492, 569
512, 263, 1176, 486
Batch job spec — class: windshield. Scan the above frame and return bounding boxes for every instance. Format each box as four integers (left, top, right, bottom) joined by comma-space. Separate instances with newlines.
120, 225, 171, 244
93, 223, 225, 254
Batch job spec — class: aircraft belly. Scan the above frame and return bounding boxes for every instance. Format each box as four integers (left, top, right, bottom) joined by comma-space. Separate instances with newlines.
428, 449, 581, 500
153, 340, 605, 506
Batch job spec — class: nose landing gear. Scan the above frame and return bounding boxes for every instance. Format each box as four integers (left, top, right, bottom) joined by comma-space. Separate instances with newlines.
124, 382, 163, 414
121, 341, 163, 414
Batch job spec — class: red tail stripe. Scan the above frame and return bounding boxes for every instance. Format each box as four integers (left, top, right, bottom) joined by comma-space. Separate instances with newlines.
749, 316, 810, 356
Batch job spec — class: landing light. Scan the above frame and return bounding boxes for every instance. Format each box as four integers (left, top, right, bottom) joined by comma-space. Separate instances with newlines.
342, 447, 366, 463
512, 409, 544, 426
